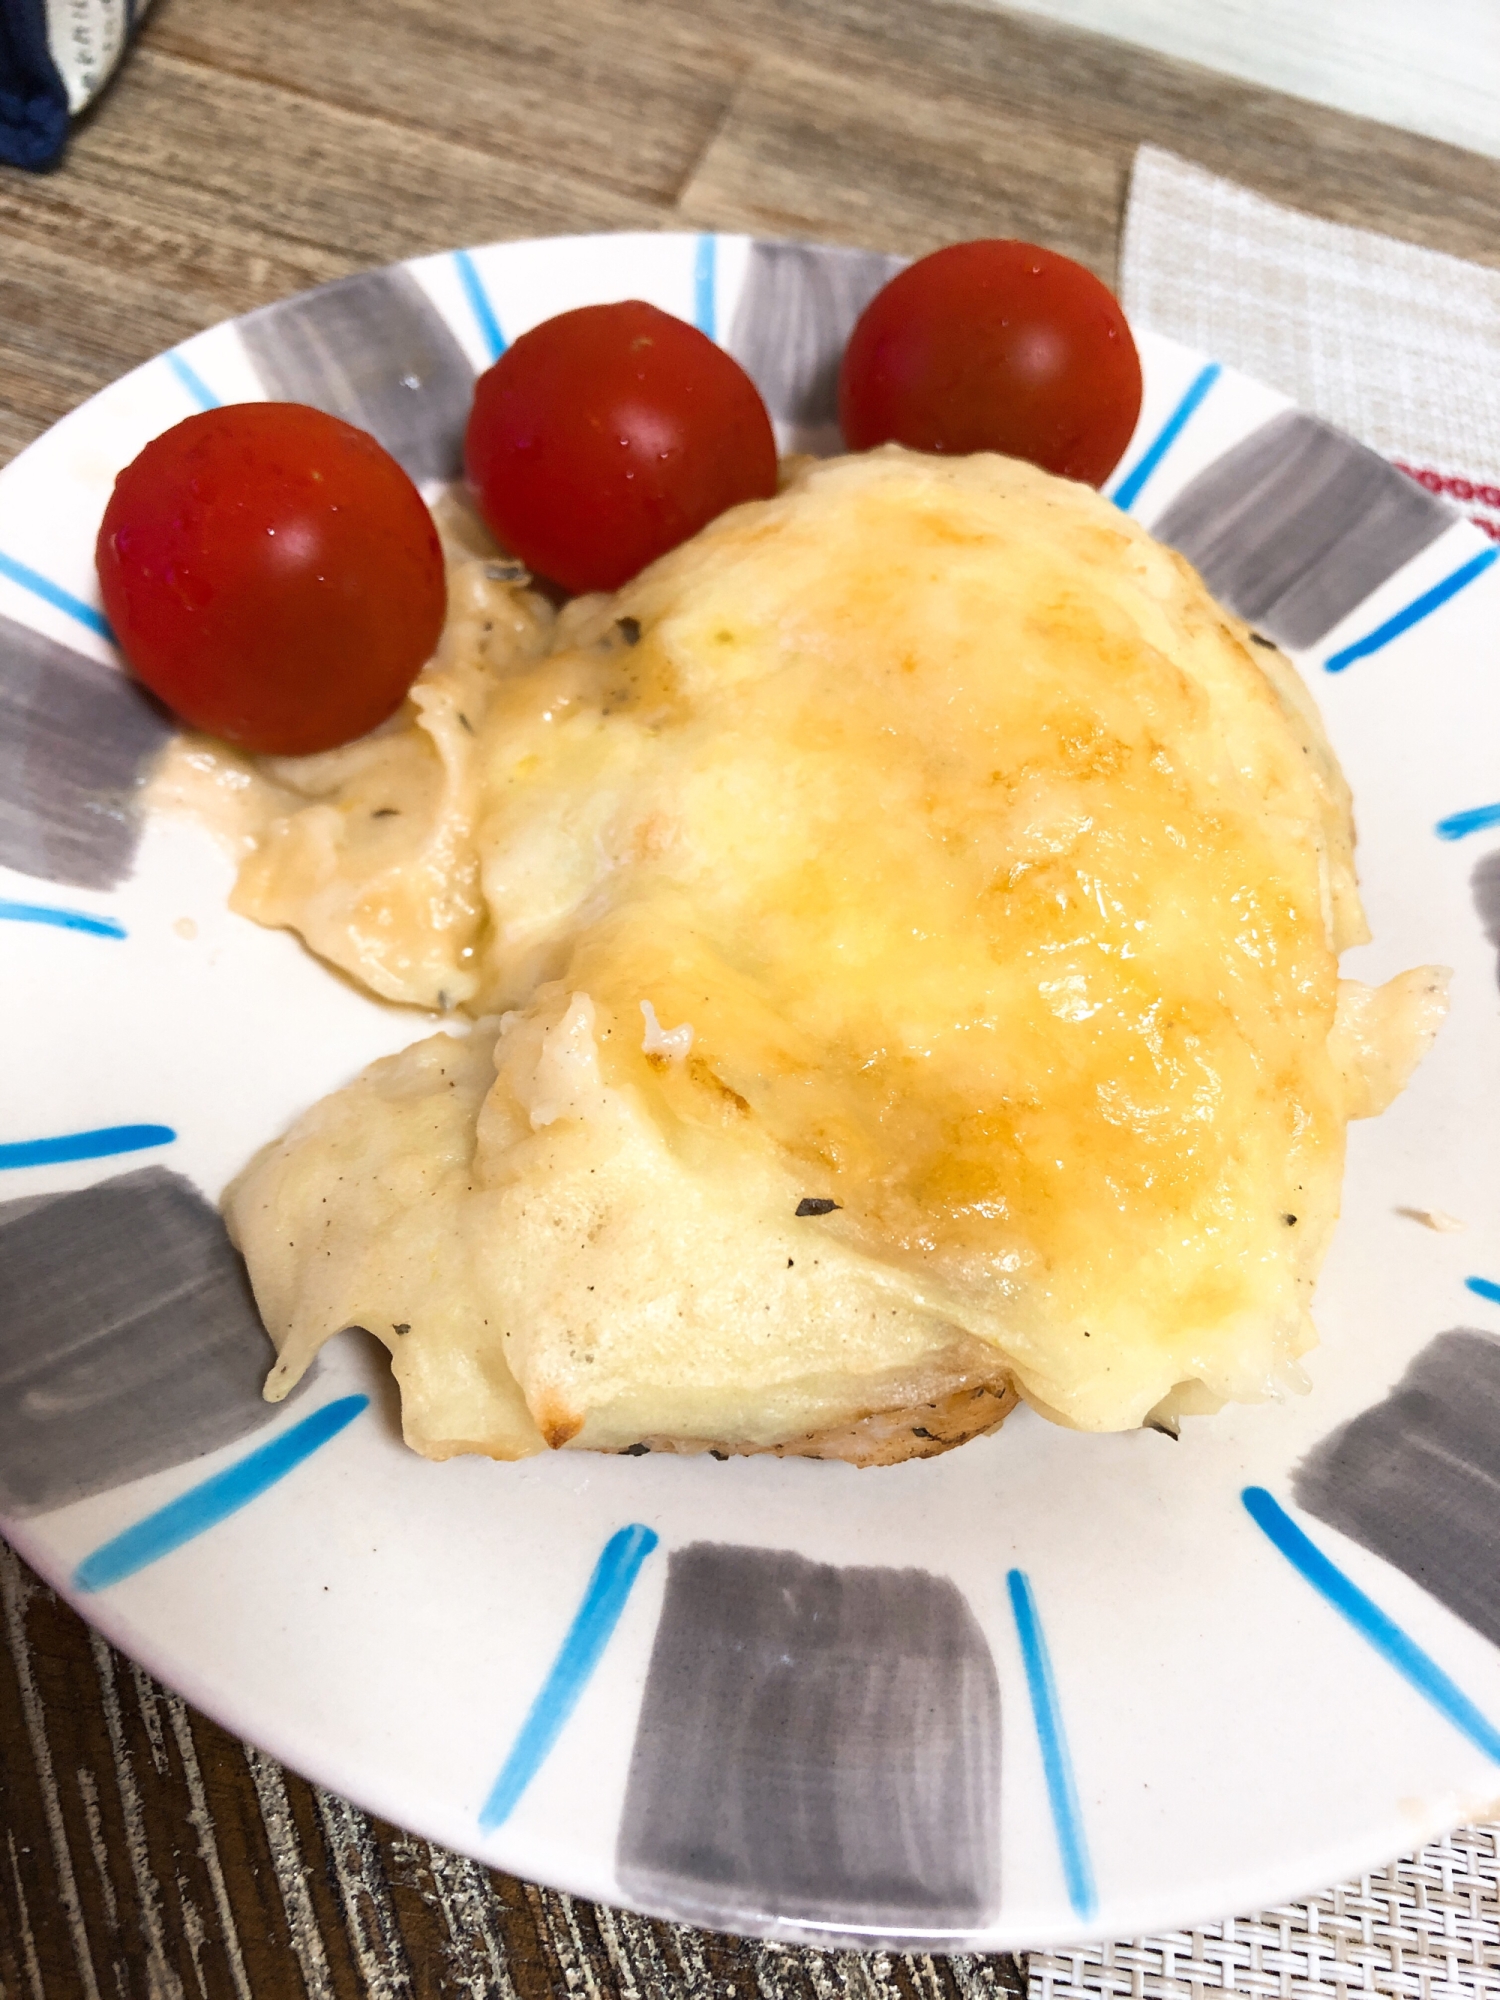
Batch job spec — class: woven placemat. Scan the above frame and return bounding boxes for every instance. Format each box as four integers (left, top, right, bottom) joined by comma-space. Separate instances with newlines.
1028, 1826, 1500, 1997
1118, 143, 1500, 542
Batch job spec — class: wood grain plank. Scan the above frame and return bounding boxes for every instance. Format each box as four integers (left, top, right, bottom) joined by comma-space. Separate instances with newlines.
673, 0, 1500, 267
385, 1831, 523, 1997
0, 1550, 103, 2000
674, 52, 1124, 279
136, 0, 1500, 271
161, 1699, 311, 2000
0, 237, 211, 470
139, 0, 749, 211
242, 1744, 350, 1999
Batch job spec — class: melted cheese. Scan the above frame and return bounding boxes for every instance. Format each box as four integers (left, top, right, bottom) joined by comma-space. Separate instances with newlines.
191, 450, 1446, 1456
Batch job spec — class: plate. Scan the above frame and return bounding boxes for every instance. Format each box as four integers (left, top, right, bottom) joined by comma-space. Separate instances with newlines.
2, 232, 1499, 1952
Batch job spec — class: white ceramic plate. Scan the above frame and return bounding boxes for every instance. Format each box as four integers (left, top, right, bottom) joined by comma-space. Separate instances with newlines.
3, 232, 1499, 1953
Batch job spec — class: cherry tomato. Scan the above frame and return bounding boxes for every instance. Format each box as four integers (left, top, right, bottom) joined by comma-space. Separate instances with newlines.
838, 240, 1142, 487
97, 403, 447, 756
465, 301, 779, 595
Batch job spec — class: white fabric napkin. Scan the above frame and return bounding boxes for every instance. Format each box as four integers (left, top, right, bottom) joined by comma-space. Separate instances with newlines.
1119, 144, 1500, 547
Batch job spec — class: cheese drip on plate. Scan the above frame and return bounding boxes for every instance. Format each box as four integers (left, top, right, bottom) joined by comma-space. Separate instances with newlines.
158, 449, 1448, 1463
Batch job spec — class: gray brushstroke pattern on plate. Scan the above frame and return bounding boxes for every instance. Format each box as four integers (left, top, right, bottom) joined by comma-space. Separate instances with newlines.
1151, 409, 1453, 649
0, 612, 170, 891
727, 243, 906, 457
237, 266, 476, 485
1294, 1330, 1500, 1649
616, 1542, 1000, 1942
0, 1166, 310, 1517
1472, 848, 1500, 988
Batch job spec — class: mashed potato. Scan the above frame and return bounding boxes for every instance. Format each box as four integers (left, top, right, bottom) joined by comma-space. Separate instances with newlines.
160, 449, 1447, 1463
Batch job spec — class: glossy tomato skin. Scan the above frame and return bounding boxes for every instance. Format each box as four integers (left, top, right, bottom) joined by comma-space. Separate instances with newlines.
97, 403, 447, 756
465, 301, 779, 595
838, 240, 1142, 487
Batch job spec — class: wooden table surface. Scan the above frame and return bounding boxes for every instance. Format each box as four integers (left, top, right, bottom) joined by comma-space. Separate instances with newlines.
4, 3, 1499, 1995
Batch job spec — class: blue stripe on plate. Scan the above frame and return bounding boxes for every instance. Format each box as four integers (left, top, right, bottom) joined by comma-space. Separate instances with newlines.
0, 550, 114, 642
0, 1125, 175, 1170
1006, 1567, 1097, 1921
1243, 1487, 1500, 1763
165, 350, 221, 410
479, 1523, 660, 1832
0, 899, 126, 938
1465, 1276, 1500, 1307
74, 1395, 370, 1591
1110, 362, 1222, 515
1437, 801, 1500, 842
1324, 545, 1498, 673
694, 235, 717, 341
453, 250, 506, 364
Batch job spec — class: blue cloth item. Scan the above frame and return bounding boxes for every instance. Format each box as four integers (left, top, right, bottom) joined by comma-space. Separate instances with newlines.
0, 0, 69, 169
